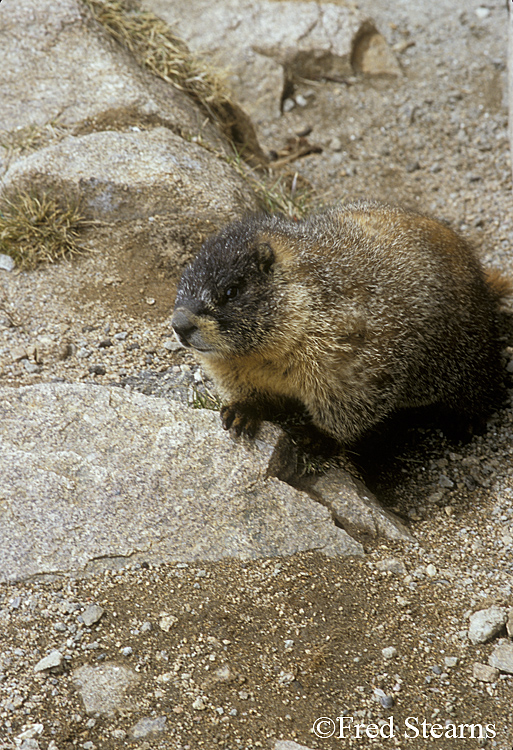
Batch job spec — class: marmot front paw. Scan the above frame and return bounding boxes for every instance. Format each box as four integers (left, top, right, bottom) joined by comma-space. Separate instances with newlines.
220, 403, 261, 438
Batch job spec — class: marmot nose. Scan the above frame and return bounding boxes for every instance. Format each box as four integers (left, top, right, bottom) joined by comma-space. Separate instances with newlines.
171, 308, 198, 345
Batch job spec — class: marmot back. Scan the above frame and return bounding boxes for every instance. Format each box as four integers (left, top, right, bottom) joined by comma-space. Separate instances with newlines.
172, 200, 509, 444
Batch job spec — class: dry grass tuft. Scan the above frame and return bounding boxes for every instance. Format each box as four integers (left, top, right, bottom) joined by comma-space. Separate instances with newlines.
0, 288, 21, 328
0, 122, 70, 177
84, 0, 228, 107
253, 172, 313, 219
0, 190, 92, 270
233, 163, 314, 219
0, 121, 68, 158
83, 0, 265, 163
191, 385, 222, 412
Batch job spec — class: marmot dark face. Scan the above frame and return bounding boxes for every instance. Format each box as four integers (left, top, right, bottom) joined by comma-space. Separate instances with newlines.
172, 218, 278, 358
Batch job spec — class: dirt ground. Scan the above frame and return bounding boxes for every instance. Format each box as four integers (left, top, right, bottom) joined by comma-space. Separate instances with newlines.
1, 551, 512, 749
2, 0, 513, 748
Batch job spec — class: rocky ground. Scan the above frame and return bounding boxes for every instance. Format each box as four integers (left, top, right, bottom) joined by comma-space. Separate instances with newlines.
2, 0, 513, 748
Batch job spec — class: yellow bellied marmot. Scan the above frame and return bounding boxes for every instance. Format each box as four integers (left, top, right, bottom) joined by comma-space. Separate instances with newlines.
172, 200, 509, 444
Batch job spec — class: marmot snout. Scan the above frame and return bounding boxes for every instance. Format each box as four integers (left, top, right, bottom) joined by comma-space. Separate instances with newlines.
172, 201, 509, 444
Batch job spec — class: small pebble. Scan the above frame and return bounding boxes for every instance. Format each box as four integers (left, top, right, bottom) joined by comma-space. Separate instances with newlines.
475, 6, 490, 19
468, 606, 507, 644
16, 724, 44, 741
192, 696, 207, 710
130, 715, 167, 739
58, 341, 74, 360
34, 650, 63, 672
488, 641, 513, 673
374, 688, 394, 708
213, 665, 234, 681
277, 671, 294, 686
506, 610, 513, 638
160, 615, 178, 632
473, 662, 499, 683
0, 254, 15, 272
376, 559, 407, 575
89, 364, 106, 376
19, 741, 41, 750
163, 338, 181, 351
23, 360, 40, 373
81, 604, 104, 627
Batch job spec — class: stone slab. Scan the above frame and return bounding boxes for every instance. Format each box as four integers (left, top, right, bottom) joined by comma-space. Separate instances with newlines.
0, 383, 362, 582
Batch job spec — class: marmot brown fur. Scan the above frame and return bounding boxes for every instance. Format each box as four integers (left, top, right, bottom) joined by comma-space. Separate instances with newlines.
172, 200, 509, 444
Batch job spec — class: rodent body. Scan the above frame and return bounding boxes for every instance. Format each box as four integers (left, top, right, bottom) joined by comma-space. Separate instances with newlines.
172, 201, 508, 443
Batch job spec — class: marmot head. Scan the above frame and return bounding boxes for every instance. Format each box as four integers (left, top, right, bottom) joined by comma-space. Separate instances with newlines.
172, 217, 281, 358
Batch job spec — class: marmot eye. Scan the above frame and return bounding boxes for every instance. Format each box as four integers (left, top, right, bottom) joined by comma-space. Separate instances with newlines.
221, 285, 239, 304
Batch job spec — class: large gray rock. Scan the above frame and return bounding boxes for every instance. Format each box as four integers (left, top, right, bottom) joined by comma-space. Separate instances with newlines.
144, 0, 401, 122
307, 468, 414, 543
0, 0, 226, 161
2, 128, 258, 222
0, 383, 362, 582
0, 0, 261, 257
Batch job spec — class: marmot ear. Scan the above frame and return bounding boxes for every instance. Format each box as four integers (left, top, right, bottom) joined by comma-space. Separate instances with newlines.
255, 242, 274, 274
